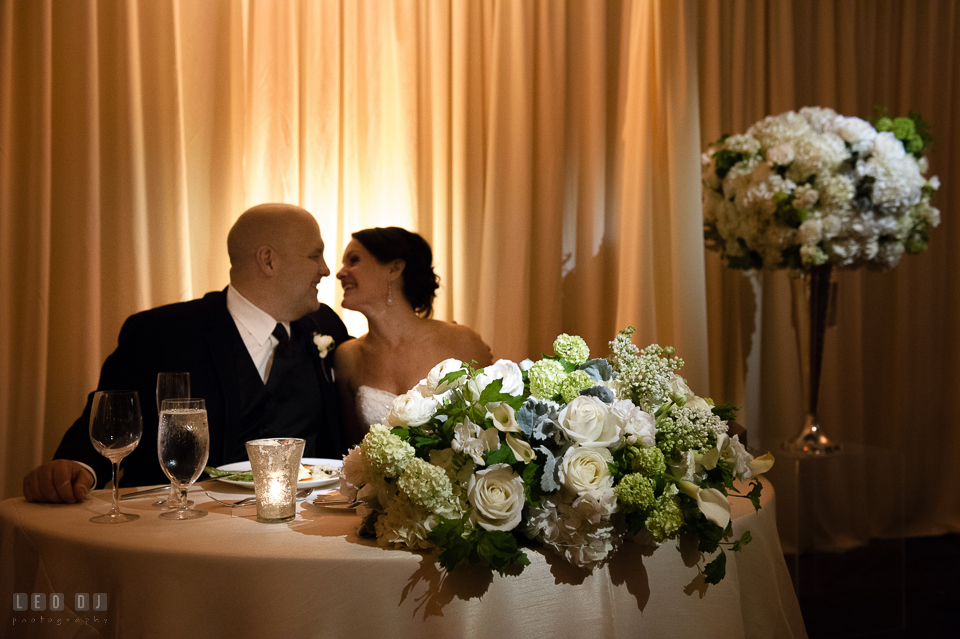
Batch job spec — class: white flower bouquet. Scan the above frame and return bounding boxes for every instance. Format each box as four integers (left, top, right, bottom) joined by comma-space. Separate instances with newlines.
340, 329, 774, 585
702, 107, 940, 270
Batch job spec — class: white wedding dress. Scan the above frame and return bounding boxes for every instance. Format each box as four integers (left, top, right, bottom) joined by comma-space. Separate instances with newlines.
356, 385, 397, 429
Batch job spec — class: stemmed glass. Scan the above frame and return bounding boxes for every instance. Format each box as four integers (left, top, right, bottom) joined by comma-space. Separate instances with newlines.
154, 372, 192, 509
157, 398, 210, 520
89, 390, 143, 524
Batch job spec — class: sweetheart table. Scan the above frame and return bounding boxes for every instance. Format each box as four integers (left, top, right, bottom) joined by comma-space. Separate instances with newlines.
1, 477, 805, 638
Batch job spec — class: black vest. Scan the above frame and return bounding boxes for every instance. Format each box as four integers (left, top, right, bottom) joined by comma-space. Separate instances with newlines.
230, 330, 326, 461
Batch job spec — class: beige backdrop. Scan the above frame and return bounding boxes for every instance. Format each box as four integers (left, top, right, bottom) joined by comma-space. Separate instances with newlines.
1, 0, 957, 546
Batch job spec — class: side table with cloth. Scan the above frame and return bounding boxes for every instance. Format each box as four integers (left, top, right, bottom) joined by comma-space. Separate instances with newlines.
1, 477, 805, 638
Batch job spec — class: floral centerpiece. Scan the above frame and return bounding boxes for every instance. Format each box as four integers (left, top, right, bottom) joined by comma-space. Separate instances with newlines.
701, 107, 940, 271
340, 329, 774, 585
701, 107, 941, 453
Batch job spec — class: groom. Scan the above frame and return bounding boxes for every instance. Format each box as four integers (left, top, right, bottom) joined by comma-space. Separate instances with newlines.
23, 203, 350, 503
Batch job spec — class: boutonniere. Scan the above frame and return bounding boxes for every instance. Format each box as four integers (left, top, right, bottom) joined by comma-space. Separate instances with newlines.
313, 333, 335, 359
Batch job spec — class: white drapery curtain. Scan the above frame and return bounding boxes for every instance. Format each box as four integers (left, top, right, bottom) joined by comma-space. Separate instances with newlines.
0, 0, 707, 500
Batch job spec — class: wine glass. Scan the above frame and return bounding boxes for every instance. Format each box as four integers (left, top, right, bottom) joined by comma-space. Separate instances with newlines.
158, 398, 210, 520
154, 372, 191, 509
88, 390, 143, 524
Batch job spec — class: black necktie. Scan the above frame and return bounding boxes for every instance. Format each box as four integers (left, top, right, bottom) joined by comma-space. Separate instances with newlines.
272, 323, 291, 359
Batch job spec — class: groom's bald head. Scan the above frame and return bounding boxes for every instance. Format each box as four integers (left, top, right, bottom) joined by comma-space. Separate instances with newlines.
227, 203, 330, 321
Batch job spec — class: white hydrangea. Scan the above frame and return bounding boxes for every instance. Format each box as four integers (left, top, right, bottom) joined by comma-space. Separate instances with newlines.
523, 489, 622, 570
703, 108, 940, 272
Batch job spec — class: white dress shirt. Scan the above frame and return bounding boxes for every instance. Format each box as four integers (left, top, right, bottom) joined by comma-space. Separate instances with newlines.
226, 284, 290, 382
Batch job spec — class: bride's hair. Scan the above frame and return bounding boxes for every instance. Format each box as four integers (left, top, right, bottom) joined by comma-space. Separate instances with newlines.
351, 227, 440, 317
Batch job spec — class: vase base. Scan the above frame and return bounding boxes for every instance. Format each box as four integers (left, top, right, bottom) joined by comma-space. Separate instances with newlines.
781, 418, 841, 456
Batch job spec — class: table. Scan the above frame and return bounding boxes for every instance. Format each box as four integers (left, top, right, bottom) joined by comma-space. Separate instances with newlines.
1, 477, 805, 639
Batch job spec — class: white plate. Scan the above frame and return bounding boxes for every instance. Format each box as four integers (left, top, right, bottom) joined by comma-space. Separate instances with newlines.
213, 457, 342, 490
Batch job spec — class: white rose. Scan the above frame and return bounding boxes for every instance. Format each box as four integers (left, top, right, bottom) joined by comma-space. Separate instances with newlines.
467, 463, 525, 531
798, 219, 823, 245
557, 396, 622, 448
558, 446, 613, 494
872, 131, 906, 160
821, 214, 842, 238
766, 143, 795, 166
832, 116, 876, 144
417, 358, 463, 396
312, 334, 335, 358
386, 391, 438, 428
667, 373, 694, 399
475, 359, 525, 397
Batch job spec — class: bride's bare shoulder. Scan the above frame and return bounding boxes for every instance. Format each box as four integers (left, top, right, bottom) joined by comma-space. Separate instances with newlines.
429, 319, 493, 367
333, 335, 364, 377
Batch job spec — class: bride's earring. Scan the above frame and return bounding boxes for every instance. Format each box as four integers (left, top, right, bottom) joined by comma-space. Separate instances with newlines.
387, 281, 393, 305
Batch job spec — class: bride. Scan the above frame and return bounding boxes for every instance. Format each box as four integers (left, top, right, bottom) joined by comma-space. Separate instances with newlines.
334, 227, 492, 446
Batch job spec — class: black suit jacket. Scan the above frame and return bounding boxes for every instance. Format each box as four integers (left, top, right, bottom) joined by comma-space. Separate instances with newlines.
54, 289, 351, 488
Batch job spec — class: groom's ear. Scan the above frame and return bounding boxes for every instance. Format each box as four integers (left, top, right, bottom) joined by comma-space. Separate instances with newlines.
255, 244, 279, 275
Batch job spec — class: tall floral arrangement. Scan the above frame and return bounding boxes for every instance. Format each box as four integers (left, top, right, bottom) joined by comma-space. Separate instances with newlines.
702, 107, 940, 271
340, 329, 774, 586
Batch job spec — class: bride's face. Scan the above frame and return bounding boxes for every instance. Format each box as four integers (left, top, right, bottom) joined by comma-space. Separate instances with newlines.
337, 239, 391, 312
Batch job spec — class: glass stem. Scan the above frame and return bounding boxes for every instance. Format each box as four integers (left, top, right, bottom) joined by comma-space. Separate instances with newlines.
110, 460, 121, 515
179, 486, 189, 515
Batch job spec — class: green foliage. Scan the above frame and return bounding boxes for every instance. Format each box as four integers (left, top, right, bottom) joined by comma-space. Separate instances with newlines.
484, 443, 518, 466
746, 478, 764, 511
711, 402, 739, 422
427, 513, 530, 576
522, 459, 544, 508
773, 191, 805, 228
731, 530, 752, 552
712, 149, 744, 180
703, 550, 727, 585
726, 251, 763, 270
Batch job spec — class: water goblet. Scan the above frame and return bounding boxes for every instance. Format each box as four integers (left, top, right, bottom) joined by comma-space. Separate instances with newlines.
154, 372, 192, 509
158, 398, 210, 520
89, 390, 143, 524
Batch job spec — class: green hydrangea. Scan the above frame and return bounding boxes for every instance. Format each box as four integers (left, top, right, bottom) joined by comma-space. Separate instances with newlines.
397, 458, 455, 514
361, 423, 415, 477
553, 333, 589, 366
560, 370, 595, 403
614, 473, 655, 512
892, 117, 916, 140
645, 492, 684, 542
623, 445, 666, 477
529, 359, 566, 399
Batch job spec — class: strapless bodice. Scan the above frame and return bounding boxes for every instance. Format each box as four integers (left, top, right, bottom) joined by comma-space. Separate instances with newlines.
356, 385, 398, 430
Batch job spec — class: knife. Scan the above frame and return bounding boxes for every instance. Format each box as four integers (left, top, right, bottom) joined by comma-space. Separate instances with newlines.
120, 473, 244, 500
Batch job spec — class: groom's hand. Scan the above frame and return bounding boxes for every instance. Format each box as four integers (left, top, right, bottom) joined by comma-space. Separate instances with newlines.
23, 460, 95, 504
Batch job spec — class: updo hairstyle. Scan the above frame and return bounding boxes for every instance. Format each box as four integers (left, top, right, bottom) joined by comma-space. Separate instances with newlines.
351, 227, 440, 317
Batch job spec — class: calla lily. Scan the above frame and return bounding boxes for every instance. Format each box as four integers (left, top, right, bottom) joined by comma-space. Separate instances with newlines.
698, 433, 727, 471
486, 402, 522, 433
678, 480, 731, 529
506, 433, 535, 464
748, 452, 775, 476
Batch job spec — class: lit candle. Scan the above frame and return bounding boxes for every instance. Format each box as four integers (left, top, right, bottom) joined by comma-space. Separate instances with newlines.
245, 438, 305, 523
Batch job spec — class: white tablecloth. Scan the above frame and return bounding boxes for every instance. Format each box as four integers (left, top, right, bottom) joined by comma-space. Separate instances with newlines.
1, 477, 805, 638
